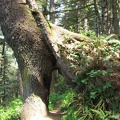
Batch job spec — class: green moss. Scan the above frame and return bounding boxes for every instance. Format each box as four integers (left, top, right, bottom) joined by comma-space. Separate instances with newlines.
19, 5, 37, 27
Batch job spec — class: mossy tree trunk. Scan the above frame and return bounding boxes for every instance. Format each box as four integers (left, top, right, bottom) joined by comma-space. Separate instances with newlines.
0, 0, 56, 119
0, 0, 90, 119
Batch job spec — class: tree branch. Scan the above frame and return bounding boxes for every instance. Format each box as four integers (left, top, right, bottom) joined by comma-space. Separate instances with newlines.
46, 3, 94, 15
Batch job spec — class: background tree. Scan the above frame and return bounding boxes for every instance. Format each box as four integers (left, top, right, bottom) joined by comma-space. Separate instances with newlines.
45, 0, 119, 35
50, 0, 55, 23
112, 0, 119, 34
101, 0, 108, 34
0, 33, 19, 104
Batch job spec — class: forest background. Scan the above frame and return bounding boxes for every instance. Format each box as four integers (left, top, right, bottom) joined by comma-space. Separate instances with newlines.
0, 0, 120, 119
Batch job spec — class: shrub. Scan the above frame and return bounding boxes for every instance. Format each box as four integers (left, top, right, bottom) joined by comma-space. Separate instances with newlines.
61, 34, 120, 119
0, 97, 22, 120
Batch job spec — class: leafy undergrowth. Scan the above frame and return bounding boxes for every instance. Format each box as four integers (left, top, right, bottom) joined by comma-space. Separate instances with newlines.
0, 97, 22, 120
0, 33, 119, 120
49, 77, 120, 120
49, 33, 120, 120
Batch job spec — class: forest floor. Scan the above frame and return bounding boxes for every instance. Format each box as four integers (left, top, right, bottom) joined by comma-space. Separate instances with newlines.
48, 101, 66, 120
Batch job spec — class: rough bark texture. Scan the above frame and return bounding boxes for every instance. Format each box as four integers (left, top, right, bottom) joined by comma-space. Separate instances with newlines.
101, 0, 108, 34
50, 0, 55, 23
18, 69, 23, 97
0, 0, 56, 119
0, 0, 90, 119
94, 0, 101, 36
112, 0, 119, 34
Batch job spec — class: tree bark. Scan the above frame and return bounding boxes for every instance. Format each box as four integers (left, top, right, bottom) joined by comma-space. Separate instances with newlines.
0, 0, 56, 119
112, 0, 119, 34
18, 69, 23, 97
0, 38, 6, 101
50, 0, 55, 23
101, 0, 108, 34
109, 0, 113, 34
0, 0, 90, 119
94, 0, 101, 36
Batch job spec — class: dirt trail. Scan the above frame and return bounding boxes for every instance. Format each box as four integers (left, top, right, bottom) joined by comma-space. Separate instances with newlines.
37, 101, 66, 120
48, 110, 65, 120
48, 101, 66, 120
36, 109, 65, 120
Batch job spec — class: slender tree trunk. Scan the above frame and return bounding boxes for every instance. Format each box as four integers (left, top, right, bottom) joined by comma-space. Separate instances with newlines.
0, 36, 4, 103
84, 19, 89, 33
77, 1, 82, 32
50, 0, 55, 23
109, 0, 113, 33
49, 0, 57, 90
112, 0, 119, 34
119, 8, 120, 35
0, 0, 56, 119
94, 0, 101, 36
41, 0, 48, 17
18, 69, 23, 97
101, 0, 108, 34
50, 70, 58, 92
1, 40, 6, 101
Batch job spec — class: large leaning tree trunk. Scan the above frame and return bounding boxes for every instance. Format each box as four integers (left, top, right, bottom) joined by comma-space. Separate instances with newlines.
0, 0, 90, 119
0, 0, 56, 119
